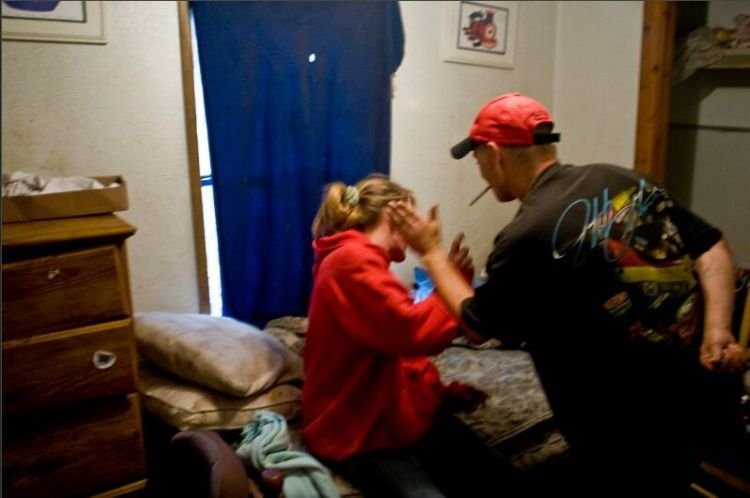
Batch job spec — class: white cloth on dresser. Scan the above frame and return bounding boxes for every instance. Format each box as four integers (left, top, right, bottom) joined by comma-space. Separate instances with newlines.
2, 171, 117, 197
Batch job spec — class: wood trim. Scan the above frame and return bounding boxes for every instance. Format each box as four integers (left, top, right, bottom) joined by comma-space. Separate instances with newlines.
699, 461, 750, 495
89, 479, 148, 498
2, 318, 133, 349
634, 1, 676, 185
739, 288, 750, 350
2, 215, 135, 249
177, 0, 210, 313
669, 122, 750, 134
689, 482, 718, 498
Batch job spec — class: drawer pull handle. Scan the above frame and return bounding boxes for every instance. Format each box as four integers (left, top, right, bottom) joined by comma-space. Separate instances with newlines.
92, 350, 117, 370
47, 268, 61, 280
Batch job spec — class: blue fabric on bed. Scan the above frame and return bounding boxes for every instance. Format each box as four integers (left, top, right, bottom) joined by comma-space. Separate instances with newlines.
236, 411, 340, 498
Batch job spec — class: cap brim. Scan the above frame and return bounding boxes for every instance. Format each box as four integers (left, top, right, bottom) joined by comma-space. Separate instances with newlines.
450, 138, 477, 159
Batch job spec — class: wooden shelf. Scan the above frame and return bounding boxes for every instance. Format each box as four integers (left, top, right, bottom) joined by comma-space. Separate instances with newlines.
705, 48, 750, 69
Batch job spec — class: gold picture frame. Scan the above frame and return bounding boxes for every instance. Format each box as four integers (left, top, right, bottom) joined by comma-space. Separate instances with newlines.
2, 0, 107, 44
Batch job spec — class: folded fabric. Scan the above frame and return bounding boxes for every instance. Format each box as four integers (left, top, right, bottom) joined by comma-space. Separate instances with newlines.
2, 171, 115, 196
236, 411, 340, 498
138, 361, 301, 431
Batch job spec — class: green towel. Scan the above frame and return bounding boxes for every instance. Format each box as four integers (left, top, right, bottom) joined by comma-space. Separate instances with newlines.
236, 411, 340, 498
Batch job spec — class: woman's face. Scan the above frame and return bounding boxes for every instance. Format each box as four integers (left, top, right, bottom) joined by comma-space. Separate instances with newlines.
385, 198, 412, 262
387, 228, 407, 263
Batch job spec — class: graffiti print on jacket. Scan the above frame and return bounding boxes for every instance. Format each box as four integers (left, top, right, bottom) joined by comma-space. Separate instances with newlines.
552, 179, 699, 347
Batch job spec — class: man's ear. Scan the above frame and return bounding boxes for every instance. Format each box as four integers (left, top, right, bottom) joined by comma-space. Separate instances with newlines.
486, 142, 503, 170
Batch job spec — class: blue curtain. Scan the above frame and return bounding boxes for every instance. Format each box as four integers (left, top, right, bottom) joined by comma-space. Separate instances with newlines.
191, 2, 404, 326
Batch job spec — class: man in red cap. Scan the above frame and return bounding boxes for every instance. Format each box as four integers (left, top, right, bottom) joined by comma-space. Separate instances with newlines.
388, 92, 745, 496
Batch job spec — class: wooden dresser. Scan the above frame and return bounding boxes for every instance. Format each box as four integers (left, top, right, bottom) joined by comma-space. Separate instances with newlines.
2, 215, 147, 498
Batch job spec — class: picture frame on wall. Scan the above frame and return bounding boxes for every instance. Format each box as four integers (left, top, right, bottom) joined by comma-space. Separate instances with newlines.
442, 0, 518, 69
1, 0, 107, 44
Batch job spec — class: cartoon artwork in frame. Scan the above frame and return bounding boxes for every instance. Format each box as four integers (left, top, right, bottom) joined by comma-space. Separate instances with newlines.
2, 0, 106, 44
442, 0, 518, 69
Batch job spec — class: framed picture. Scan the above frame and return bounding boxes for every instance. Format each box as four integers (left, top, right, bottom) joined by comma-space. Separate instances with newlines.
442, 0, 517, 69
2, 1, 107, 44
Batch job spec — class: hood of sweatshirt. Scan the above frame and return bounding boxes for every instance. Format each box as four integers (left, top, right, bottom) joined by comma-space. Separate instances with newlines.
312, 229, 388, 276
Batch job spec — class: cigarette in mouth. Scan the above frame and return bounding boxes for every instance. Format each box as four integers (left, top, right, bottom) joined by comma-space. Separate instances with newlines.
469, 186, 491, 206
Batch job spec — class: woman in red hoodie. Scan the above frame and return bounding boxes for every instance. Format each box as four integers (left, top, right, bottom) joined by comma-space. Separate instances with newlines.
302, 175, 527, 497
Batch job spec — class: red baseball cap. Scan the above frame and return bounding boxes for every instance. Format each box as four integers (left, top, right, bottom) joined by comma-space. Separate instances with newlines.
450, 92, 560, 159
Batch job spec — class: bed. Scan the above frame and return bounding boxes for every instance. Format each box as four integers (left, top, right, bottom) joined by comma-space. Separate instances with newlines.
133, 312, 571, 496
264, 316, 570, 472
134, 271, 750, 497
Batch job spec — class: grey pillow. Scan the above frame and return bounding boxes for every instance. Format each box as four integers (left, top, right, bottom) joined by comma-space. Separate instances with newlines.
138, 361, 301, 430
134, 312, 302, 397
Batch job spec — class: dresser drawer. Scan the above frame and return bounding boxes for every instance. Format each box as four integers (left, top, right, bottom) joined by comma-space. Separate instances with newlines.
2, 245, 129, 340
3, 320, 137, 416
3, 394, 146, 498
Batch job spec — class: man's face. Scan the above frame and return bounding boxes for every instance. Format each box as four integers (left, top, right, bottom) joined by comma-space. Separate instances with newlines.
473, 143, 515, 202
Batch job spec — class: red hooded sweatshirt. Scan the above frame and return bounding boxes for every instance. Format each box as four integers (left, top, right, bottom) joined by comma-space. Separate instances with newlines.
302, 230, 460, 461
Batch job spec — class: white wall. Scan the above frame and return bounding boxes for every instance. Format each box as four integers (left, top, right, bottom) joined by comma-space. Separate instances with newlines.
2, 1, 200, 313
666, 1, 750, 267
553, 1, 643, 168
706, 1, 747, 28
391, 1, 558, 282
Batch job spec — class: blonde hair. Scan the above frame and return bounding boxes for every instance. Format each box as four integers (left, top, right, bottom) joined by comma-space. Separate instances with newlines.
312, 174, 415, 238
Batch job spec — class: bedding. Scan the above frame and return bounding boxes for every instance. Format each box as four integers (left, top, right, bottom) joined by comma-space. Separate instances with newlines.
135, 313, 569, 470
265, 316, 570, 470
433, 345, 569, 469
135, 302, 749, 496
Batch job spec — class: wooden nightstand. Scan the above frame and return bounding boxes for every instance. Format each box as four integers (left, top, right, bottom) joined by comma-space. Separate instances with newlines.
2, 215, 147, 497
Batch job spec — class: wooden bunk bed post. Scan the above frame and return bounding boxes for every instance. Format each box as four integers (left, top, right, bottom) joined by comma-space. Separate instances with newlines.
634, 1, 676, 186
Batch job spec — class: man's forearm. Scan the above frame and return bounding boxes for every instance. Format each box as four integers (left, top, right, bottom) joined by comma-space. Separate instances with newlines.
422, 247, 475, 317
695, 238, 735, 333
